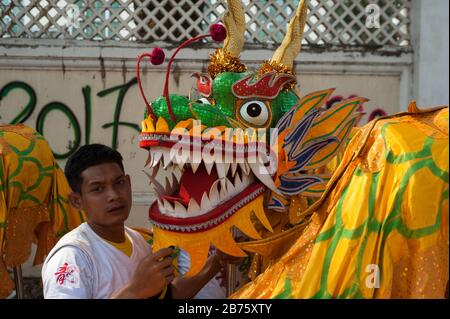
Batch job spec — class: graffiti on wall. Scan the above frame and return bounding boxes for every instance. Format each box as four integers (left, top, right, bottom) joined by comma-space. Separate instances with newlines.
0, 78, 140, 159
1, 78, 388, 160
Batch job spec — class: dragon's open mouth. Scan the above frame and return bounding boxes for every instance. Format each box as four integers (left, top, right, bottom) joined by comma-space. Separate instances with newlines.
138, 120, 280, 276
145, 144, 274, 232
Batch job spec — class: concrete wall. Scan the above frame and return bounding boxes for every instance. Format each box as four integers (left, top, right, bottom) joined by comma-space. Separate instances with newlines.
412, 0, 450, 107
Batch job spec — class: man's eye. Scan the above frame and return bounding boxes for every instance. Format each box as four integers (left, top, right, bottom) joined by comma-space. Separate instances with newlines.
117, 179, 125, 185
92, 186, 103, 192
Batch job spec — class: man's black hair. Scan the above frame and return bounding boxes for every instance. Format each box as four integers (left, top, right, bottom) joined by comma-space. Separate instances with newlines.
65, 144, 124, 193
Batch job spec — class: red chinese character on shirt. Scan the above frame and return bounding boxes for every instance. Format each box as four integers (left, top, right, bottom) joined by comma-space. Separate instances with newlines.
54, 262, 78, 286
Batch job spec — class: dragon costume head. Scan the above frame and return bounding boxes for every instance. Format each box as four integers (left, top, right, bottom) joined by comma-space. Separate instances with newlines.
137, 0, 366, 276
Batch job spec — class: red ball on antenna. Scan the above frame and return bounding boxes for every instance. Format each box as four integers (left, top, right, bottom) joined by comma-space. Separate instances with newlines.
209, 23, 227, 42
150, 47, 165, 65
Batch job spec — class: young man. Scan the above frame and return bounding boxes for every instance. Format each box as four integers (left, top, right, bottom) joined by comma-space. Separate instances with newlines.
41, 144, 234, 299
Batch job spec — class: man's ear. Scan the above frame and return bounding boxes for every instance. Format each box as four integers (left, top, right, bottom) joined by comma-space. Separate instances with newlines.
69, 192, 83, 210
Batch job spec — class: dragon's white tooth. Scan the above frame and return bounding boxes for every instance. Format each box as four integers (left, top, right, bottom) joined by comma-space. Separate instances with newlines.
177, 160, 185, 170
249, 162, 280, 194
174, 201, 187, 215
204, 161, 214, 175
245, 162, 251, 174
148, 153, 158, 168
234, 173, 243, 191
239, 162, 250, 175
173, 150, 188, 170
219, 183, 228, 201
187, 198, 201, 214
145, 153, 152, 167
241, 172, 250, 185
219, 177, 227, 192
223, 162, 230, 177
171, 148, 179, 162
149, 157, 156, 168
173, 163, 183, 174
216, 163, 227, 179
191, 150, 202, 165
225, 178, 234, 195
231, 162, 238, 177
153, 151, 163, 165
200, 192, 213, 211
191, 161, 201, 174
162, 199, 174, 212
163, 150, 172, 169
160, 153, 165, 168
157, 199, 163, 210
209, 180, 220, 202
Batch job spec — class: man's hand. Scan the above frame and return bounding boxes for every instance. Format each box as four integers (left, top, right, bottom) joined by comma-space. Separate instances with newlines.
112, 248, 174, 299
170, 249, 246, 299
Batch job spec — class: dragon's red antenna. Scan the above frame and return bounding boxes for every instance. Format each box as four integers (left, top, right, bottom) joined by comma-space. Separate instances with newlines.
136, 24, 227, 123
137, 48, 165, 121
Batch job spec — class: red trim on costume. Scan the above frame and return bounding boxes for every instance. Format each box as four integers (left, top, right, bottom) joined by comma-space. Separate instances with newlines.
232, 72, 296, 100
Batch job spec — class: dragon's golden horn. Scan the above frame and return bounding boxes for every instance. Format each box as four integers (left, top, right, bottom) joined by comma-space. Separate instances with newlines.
222, 0, 246, 57
270, 0, 308, 71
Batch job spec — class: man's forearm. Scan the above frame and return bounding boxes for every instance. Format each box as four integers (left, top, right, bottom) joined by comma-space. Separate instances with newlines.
171, 254, 222, 299
111, 284, 147, 299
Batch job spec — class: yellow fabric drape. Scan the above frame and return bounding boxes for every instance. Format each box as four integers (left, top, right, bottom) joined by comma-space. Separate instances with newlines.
0, 124, 85, 298
233, 107, 449, 299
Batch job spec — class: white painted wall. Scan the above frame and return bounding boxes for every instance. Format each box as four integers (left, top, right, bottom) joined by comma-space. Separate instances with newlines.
412, 0, 450, 107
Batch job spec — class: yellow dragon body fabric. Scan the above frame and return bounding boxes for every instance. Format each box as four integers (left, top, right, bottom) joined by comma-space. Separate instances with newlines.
0, 124, 85, 298
233, 105, 449, 299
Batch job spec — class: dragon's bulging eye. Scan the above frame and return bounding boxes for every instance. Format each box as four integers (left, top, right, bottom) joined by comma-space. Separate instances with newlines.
239, 101, 270, 126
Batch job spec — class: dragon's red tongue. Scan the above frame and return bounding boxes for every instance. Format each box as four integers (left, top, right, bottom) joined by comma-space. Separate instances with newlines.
162, 163, 218, 206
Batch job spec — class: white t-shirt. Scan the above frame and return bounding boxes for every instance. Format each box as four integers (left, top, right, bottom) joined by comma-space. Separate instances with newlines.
177, 247, 249, 299
42, 223, 152, 299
